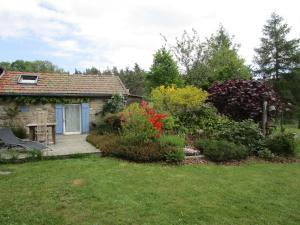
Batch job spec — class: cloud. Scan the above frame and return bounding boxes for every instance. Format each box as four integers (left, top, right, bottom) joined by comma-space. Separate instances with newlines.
0, 0, 299, 72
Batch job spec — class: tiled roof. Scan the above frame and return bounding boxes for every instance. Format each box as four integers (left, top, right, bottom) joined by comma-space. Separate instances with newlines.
0, 71, 129, 96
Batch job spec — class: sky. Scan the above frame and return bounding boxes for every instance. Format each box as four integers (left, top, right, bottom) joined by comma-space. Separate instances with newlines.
0, 0, 299, 73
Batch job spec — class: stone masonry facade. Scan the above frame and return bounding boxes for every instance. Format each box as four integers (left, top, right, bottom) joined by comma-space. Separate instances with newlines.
0, 98, 105, 134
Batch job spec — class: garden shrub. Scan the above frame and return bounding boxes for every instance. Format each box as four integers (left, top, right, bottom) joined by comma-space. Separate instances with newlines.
150, 85, 208, 114
177, 103, 228, 135
121, 102, 166, 145
159, 135, 185, 148
265, 132, 296, 156
195, 139, 248, 162
96, 113, 122, 134
164, 147, 185, 163
257, 148, 275, 160
159, 135, 185, 163
117, 142, 168, 162
102, 93, 126, 116
11, 127, 27, 139
86, 133, 120, 154
28, 149, 43, 160
210, 119, 265, 154
162, 114, 177, 133
208, 80, 280, 122
87, 133, 184, 162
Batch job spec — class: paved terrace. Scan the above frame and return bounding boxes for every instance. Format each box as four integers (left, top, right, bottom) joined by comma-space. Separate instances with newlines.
45, 134, 99, 156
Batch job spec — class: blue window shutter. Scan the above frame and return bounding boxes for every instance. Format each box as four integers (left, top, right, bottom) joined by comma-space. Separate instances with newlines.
55, 104, 63, 134
81, 103, 89, 133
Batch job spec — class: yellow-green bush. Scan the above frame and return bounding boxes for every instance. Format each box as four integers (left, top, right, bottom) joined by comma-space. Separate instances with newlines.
150, 85, 208, 113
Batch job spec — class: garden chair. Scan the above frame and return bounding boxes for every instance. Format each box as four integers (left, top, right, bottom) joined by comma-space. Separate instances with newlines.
0, 128, 46, 151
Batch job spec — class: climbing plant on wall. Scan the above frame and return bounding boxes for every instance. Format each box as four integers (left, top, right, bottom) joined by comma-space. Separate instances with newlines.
0, 96, 89, 105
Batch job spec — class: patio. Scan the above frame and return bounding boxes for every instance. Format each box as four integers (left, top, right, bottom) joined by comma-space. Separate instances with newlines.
45, 134, 99, 156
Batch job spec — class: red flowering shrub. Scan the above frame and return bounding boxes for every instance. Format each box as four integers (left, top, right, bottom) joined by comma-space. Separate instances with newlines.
140, 100, 167, 136
121, 102, 167, 144
208, 80, 280, 122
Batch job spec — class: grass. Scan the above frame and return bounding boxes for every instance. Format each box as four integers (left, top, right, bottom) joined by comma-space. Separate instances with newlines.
1, 157, 300, 225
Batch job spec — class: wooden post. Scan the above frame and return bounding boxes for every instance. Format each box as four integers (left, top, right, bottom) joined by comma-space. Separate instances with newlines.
262, 101, 268, 136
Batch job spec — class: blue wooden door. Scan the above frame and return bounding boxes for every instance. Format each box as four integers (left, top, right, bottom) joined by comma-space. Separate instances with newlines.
81, 103, 89, 133
55, 104, 64, 134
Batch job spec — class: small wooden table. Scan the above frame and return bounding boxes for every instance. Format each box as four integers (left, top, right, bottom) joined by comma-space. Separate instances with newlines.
26, 123, 56, 144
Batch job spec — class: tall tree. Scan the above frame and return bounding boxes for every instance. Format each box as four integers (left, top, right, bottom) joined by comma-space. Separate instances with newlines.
84, 67, 101, 74
118, 63, 146, 96
146, 47, 183, 93
202, 26, 251, 86
164, 29, 203, 74
0, 60, 66, 73
254, 13, 300, 79
168, 26, 251, 89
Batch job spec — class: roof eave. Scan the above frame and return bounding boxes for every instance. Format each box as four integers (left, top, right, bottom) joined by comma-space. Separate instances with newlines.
0, 92, 129, 97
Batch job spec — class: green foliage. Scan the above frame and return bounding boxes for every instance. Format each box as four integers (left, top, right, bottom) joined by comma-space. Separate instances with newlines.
0, 96, 88, 105
96, 113, 122, 134
196, 139, 248, 162
4, 106, 19, 120
159, 135, 185, 148
201, 26, 251, 85
257, 148, 275, 160
102, 93, 126, 116
175, 103, 228, 135
265, 132, 296, 156
270, 71, 300, 121
120, 103, 158, 145
28, 149, 43, 160
87, 133, 181, 162
118, 63, 146, 96
164, 148, 185, 163
84, 67, 101, 75
0, 60, 66, 73
210, 119, 265, 154
254, 12, 300, 79
146, 47, 183, 93
0, 150, 20, 161
86, 133, 120, 153
180, 111, 264, 154
159, 134, 185, 163
150, 85, 208, 114
11, 127, 28, 139
167, 26, 251, 89
162, 114, 177, 132
115, 142, 168, 162
81, 64, 146, 96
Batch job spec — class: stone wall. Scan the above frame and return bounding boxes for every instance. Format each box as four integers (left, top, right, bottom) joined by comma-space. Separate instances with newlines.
0, 98, 105, 133
0, 100, 55, 134
88, 98, 105, 129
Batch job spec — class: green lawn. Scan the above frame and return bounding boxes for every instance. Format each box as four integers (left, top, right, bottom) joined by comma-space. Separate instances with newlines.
1, 157, 300, 225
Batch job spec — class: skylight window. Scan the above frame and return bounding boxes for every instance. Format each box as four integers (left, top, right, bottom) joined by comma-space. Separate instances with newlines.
18, 75, 38, 84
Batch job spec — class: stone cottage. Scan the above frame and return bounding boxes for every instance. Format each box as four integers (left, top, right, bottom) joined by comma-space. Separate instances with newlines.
0, 68, 130, 135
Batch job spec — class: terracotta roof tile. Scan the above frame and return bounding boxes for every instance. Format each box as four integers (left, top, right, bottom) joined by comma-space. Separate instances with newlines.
0, 71, 129, 96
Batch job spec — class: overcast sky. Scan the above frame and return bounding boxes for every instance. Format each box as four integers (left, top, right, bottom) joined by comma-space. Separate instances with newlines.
0, 0, 299, 72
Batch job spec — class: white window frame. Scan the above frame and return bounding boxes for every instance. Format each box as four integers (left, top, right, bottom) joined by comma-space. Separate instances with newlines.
18, 75, 38, 84
63, 104, 82, 135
